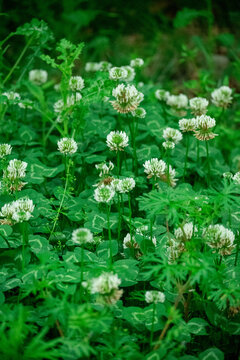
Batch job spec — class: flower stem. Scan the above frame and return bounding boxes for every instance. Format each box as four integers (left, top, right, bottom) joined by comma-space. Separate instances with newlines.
128, 193, 132, 241
150, 303, 156, 347
107, 203, 113, 267
21, 222, 29, 271
234, 237, 239, 266
183, 134, 189, 180
205, 140, 210, 185
117, 193, 122, 243
117, 151, 121, 177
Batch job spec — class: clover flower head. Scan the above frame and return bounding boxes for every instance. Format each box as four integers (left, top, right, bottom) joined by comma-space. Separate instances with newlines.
54, 83, 61, 92
54, 99, 64, 113
72, 228, 94, 245
98, 61, 112, 72
69, 76, 85, 92
223, 172, 233, 181
110, 84, 144, 114
94, 184, 115, 203
3, 91, 20, 103
109, 67, 128, 81
233, 172, 240, 184
123, 233, 139, 249
0, 198, 34, 224
174, 222, 195, 241
131, 107, 146, 118
163, 141, 175, 150
163, 127, 183, 144
29, 69, 48, 85
95, 161, 114, 177
211, 86, 232, 108
106, 130, 129, 151
166, 94, 188, 109
57, 138, 78, 155
143, 158, 166, 179
130, 58, 144, 68
67, 93, 82, 106
0, 144, 12, 159
205, 224, 235, 256
18, 100, 33, 109
145, 290, 165, 304
189, 97, 209, 116
194, 115, 218, 141
166, 238, 186, 263
88, 272, 123, 305
179, 118, 197, 132
116, 177, 135, 193
4, 159, 27, 180
85, 62, 101, 72
121, 66, 136, 82
155, 89, 170, 102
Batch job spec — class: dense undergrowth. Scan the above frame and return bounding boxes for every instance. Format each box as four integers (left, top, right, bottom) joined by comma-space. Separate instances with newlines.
0, 15, 240, 360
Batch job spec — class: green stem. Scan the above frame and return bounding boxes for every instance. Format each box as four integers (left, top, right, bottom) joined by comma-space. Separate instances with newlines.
234, 238, 239, 266
117, 151, 121, 178
150, 303, 156, 347
107, 203, 113, 267
128, 193, 132, 241
183, 134, 189, 180
49, 156, 71, 238
21, 222, 29, 271
205, 140, 210, 185
117, 193, 122, 243
3, 35, 34, 85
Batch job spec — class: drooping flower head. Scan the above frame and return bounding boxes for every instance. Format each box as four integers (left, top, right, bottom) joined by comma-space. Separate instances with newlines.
106, 131, 129, 151
110, 84, 144, 114
211, 86, 232, 108
57, 138, 78, 155
194, 115, 218, 141
189, 97, 209, 116
29, 69, 48, 85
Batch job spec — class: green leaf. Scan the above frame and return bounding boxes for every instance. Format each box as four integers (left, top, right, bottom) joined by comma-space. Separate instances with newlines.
113, 259, 139, 287
187, 318, 208, 335
0, 225, 12, 238
97, 240, 118, 260
199, 348, 224, 360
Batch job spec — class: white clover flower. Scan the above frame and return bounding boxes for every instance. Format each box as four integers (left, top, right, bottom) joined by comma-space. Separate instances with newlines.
4, 159, 27, 180
211, 86, 232, 108
131, 107, 146, 118
18, 100, 33, 109
72, 228, 94, 245
145, 290, 165, 304
110, 84, 144, 114
0, 144, 12, 159
121, 66, 136, 82
106, 131, 129, 151
2, 91, 20, 103
163, 127, 183, 144
95, 161, 114, 177
123, 233, 139, 249
130, 58, 144, 68
94, 184, 115, 203
90, 272, 121, 295
54, 99, 64, 113
194, 115, 218, 141
223, 172, 233, 180
174, 222, 195, 241
109, 67, 128, 81
29, 69, 48, 85
69, 76, 85, 92
138, 82, 144, 88
116, 178, 135, 193
67, 93, 82, 106
135, 226, 157, 246
205, 224, 235, 256
179, 118, 197, 132
155, 89, 170, 102
162, 141, 175, 150
98, 61, 112, 72
54, 83, 61, 92
143, 158, 166, 179
0, 198, 34, 224
57, 138, 78, 155
165, 165, 178, 187
166, 238, 186, 263
233, 172, 240, 184
85, 62, 101, 72
189, 97, 209, 116
166, 94, 188, 110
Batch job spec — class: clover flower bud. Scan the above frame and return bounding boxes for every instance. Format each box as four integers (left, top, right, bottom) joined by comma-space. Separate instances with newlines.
131, 107, 146, 118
